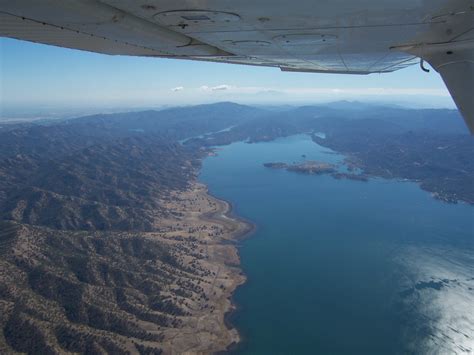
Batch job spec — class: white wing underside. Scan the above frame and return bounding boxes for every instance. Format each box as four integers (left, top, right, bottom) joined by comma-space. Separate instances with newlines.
1, 0, 473, 130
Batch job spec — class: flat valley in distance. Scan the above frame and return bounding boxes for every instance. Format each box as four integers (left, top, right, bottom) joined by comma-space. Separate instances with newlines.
0, 101, 473, 354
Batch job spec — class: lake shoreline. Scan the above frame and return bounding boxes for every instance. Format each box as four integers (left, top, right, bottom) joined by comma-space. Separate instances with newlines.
198, 134, 474, 353
200, 184, 257, 353
144, 181, 256, 354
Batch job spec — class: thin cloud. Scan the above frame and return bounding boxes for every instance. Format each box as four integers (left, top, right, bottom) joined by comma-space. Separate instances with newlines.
171, 86, 184, 92
200, 84, 232, 92
211, 84, 231, 91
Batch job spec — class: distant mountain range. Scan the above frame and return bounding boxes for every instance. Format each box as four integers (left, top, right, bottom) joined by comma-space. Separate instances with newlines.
1, 101, 472, 227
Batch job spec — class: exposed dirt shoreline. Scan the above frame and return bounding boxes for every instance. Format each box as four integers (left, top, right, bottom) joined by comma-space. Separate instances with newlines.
201, 186, 256, 353
196, 184, 255, 354
0, 182, 255, 355
154, 182, 254, 354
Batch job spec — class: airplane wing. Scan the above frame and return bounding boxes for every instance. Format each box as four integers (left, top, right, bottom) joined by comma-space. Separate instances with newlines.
1, 0, 473, 132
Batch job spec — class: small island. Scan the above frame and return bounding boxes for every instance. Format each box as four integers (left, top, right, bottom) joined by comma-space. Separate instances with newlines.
264, 160, 336, 174
264, 161, 369, 182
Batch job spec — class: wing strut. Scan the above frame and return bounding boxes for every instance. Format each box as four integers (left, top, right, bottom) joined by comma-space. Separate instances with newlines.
403, 41, 474, 134
429, 47, 474, 134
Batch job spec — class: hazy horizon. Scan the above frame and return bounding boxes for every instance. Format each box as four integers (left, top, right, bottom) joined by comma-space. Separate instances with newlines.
1, 37, 457, 122
0, 98, 459, 123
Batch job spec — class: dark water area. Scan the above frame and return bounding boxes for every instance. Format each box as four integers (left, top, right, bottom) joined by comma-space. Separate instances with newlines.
199, 135, 474, 354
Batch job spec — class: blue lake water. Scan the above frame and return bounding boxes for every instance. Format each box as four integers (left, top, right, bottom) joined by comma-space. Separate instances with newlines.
199, 134, 474, 354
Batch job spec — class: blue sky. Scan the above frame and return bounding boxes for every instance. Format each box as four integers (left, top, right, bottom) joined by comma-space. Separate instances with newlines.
1, 37, 455, 117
